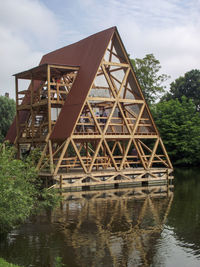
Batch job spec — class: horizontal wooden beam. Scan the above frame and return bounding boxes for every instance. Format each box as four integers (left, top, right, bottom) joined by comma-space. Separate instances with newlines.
118, 99, 144, 104
87, 97, 115, 102
71, 134, 159, 139
102, 61, 129, 68
49, 65, 79, 71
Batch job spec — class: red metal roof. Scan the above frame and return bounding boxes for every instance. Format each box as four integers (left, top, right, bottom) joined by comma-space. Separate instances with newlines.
6, 27, 116, 142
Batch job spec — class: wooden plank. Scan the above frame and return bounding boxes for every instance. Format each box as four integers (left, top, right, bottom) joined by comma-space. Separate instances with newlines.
15, 77, 19, 141
159, 138, 173, 169
71, 139, 87, 173
147, 138, 159, 168
18, 90, 29, 94
117, 67, 130, 97
54, 138, 70, 175
119, 138, 132, 170
110, 73, 123, 86
15, 77, 20, 157
117, 102, 132, 134
88, 139, 103, 172
132, 104, 145, 136
102, 61, 129, 67
102, 102, 117, 134
87, 96, 115, 102
138, 139, 169, 167
48, 140, 54, 174
37, 143, 48, 170
135, 139, 148, 169
103, 139, 118, 171
47, 65, 51, 134
101, 64, 117, 98
87, 101, 102, 134
119, 99, 144, 104
30, 75, 34, 140
49, 65, 79, 70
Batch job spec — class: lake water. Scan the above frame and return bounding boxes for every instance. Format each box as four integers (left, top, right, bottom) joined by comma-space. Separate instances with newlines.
0, 168, 200, 267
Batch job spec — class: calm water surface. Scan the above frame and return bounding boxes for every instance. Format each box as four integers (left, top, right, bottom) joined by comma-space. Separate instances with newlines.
1, 168, 200, 267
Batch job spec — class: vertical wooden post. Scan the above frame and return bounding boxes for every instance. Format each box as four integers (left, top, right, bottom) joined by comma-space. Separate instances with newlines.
167, 169, 169, 196
56, 78, 59, 102
31, 73, 34, 141
54, 138, 70, 175
15, 76, 19, 138
15, 76, 20, 158
60, 175, 63, 195
49, 140, 54, 174
167, 168, 169, 184
47, 65, 52, 134
37, 143, 48, 170
86, 142, 88, 170
66, 148, 69, 173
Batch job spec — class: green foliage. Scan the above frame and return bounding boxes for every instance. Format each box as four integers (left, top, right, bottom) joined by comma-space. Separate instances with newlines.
0, 144, 39, 234
40, 188, 62, 210
151, 96, 200, 166
54, 256, 65, 267
162, 69, 200, 111
130, 54, 170, 104
0, 143, 61, 235
0, 258, 21, 267
0, 96, 15, 142
24, 147, 42, 165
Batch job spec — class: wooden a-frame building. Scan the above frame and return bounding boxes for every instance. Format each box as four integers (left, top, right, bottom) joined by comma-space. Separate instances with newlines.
6, 27, 173, 189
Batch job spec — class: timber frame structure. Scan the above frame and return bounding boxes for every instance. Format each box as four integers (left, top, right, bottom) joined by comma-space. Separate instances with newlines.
6, 27, 173, 189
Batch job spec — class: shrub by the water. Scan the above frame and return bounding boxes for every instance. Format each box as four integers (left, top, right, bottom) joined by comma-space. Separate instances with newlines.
0, 143, 61, 236
0, 258, 21, 267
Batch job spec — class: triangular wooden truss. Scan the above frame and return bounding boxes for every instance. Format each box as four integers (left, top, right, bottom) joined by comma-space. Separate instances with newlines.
12, 28, 173, 188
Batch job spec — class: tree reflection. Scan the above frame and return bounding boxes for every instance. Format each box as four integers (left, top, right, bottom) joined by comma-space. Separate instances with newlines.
167, 168, 200, 252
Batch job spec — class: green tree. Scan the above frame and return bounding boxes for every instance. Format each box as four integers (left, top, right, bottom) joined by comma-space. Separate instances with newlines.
0, 144, 61, 236
130, 54, 170, 104
162, 69, 200, 111
0, 96, 16, 142
0, 144, 39, 235
151, 96, 200, 166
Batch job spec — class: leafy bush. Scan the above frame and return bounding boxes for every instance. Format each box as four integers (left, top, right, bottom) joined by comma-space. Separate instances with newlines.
0, 258, 21, 267
0, 144, 39, 234
0, 143, 61, 235
54, 256, 65, 267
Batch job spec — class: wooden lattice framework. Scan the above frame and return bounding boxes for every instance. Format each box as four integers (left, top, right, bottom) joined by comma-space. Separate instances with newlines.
11, 27, 173, 189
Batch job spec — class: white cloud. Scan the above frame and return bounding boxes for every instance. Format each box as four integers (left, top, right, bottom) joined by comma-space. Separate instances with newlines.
73, 0, 200, 86
0, 0, 60, 98
1, 0, 200, 98
0, 0, 59, 48
121, 22, 200, 84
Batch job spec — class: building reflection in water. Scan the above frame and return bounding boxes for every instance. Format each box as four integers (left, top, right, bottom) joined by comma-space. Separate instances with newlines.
53, 185, 174, 267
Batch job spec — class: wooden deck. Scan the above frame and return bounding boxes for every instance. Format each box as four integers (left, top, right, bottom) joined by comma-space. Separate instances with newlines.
40, 167, 173, 190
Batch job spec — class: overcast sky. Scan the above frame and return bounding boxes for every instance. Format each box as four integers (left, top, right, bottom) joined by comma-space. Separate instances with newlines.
1, 0, 200, 99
